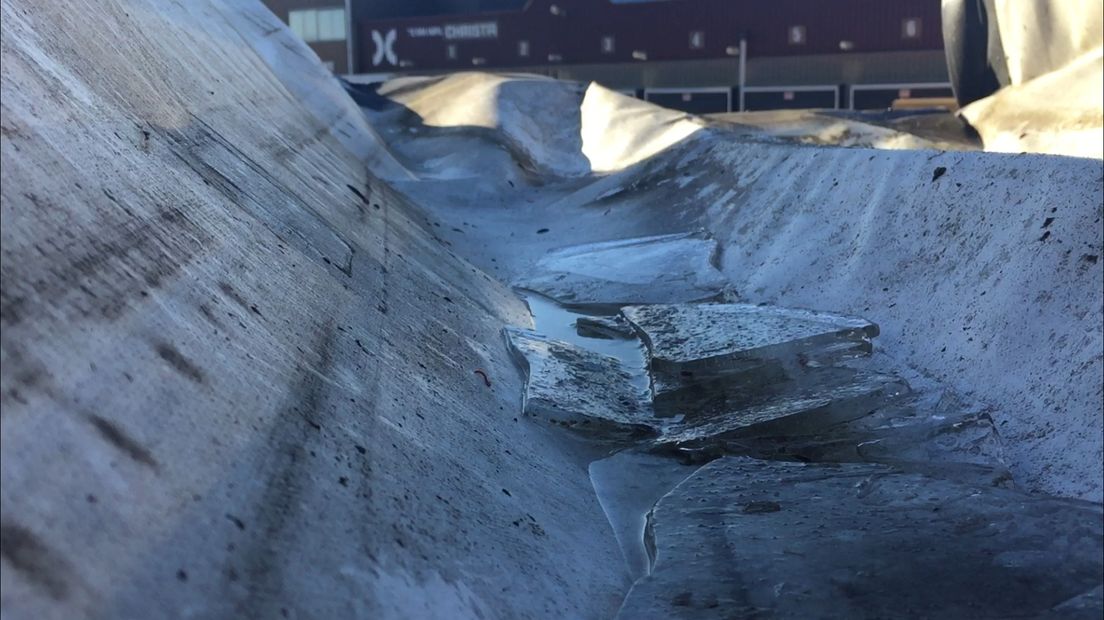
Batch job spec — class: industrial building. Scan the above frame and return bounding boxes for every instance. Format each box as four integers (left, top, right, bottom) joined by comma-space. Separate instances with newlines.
264, 0, 952, 112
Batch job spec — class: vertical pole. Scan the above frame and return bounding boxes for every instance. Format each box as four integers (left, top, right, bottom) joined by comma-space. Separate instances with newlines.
738, 36, 747, 112
344, 0, 354, 75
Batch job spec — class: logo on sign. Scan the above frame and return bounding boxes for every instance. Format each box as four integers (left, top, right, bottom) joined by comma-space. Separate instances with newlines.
372, 29, 398, 66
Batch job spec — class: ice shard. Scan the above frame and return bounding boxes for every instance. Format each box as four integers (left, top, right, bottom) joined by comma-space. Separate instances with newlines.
516, 233, 728, 305
849, 401, 1007, 466
654, 368, 909, 448
622, 303, 878, 395
618, 457, 1104, 619
576, 314, 637, 340
708, 392, 1008, 474
504, 327, 653, 437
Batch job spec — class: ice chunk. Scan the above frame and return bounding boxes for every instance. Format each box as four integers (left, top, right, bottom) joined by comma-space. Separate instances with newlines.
618, 457, 1104, 619
516, 233, 727, 304
622, 303, 878, 390
504, 327, 653, 437
654, 368, 909, 448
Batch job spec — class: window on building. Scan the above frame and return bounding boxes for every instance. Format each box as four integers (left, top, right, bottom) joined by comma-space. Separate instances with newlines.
518, 40, 530, 57
601, 36, 615, 53
288, 8, 346, 43
289, 11, 306, 39
689, 31, 705, 49
788, 25, 806, 45
902, 17, 922, 39
318, 9, 345, 41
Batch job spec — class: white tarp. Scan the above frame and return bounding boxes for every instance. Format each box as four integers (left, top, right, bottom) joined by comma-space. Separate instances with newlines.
960, 0, 1104, 158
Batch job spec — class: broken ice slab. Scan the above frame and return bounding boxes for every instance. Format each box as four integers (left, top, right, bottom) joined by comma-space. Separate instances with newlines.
589, 450, 701, 581
519, 290, 644, 364
853, 402, 1008, 466
576, 314, 637, 340
1053, 585, 1104, 617
515, 232, 728, 305
621, 303, 878, 393
654, 367, 909, 448
714, 393, 1008, 475
617, 457, 1104, 620
727, 412, 1010, 481
504, 327, 653, 437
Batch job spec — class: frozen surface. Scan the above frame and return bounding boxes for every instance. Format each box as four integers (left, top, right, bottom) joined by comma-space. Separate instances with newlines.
370, 52, 1098, 619
516, 233, 727, 305
4, 1, 1102, 616
375, 71, 1102, 503
369, 71, 1101, 499
505, 327, 652, 436
378, 73, 592, 176
711, 109, 979, 151
580, 84, 704, 173
619, 457, 1104, 619
377, 77, 704, 176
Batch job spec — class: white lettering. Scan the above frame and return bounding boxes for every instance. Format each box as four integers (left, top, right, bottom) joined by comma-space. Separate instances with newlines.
444, 21, 498, 40
407, 26, 443, 38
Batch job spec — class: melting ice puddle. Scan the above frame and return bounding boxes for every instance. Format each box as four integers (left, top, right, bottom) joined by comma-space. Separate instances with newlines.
589, 450, 699, 582
517, 289, 651, 393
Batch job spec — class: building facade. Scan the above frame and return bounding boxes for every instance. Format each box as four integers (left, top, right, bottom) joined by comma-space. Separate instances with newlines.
265, 0, 952, 112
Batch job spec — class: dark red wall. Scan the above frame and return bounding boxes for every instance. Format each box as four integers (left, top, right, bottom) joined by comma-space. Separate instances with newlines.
356, 0, 942, 72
